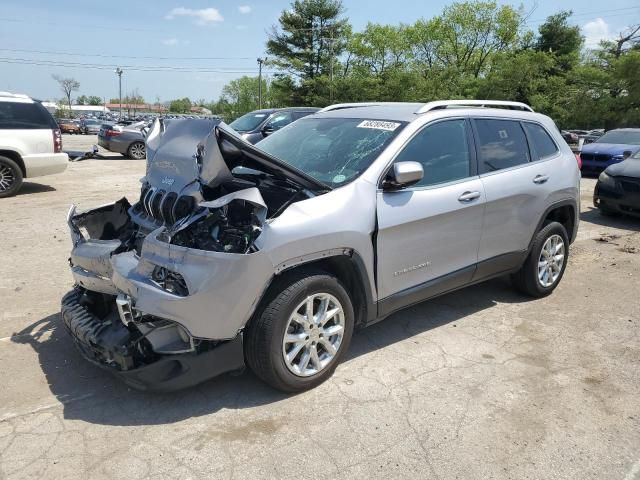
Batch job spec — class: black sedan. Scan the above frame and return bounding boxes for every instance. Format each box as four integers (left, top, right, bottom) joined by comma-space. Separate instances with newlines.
594, 151, 640, 217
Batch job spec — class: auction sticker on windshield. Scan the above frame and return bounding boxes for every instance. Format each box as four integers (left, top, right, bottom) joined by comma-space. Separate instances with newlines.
357, 120, 401, 131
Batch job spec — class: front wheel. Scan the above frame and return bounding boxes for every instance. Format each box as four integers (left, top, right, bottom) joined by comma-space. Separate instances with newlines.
245, 271, 354, 392
127, 141, 146, 159
512, 221, 569, 298
0, 156, 23, 198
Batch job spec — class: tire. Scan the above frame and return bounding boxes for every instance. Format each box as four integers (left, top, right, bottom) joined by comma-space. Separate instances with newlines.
598, 205, 617, 217
245, 271, 355, 392
0, 155, 24, 198
512, 221, 569, 298
127, 141, 146, 159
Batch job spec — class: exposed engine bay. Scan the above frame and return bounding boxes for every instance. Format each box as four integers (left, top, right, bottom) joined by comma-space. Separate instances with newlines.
63, 118, 330, 390
69, 118, 327, 255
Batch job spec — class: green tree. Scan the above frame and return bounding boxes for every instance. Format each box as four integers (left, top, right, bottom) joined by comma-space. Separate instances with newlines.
428, 1, 522, 77
535, 11, 583, 72
267, 0, 350, 80
169, 97, 192, 113
213, 76, 272, 120
87, 95, 103, 106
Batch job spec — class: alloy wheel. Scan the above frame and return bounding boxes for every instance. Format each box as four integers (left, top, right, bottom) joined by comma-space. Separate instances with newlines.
537, 234, 565, 288
0, 164, 16, 192
282, 293, 345, 377
130, 142, 146, 159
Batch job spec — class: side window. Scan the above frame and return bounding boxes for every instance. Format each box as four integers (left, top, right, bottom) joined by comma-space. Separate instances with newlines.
292, 111, 312, 120
523, 122, 558, 160
474, 119, 530, 173
0, 102, 55, 130
265, 112, 293, 131
394, 119, 471, 187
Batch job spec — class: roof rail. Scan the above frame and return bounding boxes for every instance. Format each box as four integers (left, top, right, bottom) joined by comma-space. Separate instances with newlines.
416, 100, 534, 114
318, 102, 409, 113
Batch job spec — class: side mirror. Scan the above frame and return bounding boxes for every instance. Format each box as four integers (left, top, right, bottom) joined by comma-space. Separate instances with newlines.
261, 125, 275, 136
383, 161, 424, 190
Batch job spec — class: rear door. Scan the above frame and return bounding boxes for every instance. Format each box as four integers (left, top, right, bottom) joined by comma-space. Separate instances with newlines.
472, 118, 558, 270
376, 118, 485, 303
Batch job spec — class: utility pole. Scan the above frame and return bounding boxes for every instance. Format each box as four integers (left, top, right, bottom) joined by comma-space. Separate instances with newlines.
115, 67, 123, 120
257, 57, 266, 109
329, 30, 334, 104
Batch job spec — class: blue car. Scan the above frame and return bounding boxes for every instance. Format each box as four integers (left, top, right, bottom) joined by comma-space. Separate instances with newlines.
580, 128, 640, 174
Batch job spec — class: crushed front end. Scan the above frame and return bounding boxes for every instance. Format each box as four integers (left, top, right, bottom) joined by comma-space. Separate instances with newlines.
62, 118, 327, 390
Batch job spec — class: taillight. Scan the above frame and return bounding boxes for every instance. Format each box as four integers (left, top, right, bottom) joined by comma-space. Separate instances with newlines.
52, 128, 62, 153
106, 129, 122, 137
575, 153, 582, 169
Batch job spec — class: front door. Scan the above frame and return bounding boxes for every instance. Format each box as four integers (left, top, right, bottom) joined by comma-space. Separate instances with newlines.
376, 118, 485, 306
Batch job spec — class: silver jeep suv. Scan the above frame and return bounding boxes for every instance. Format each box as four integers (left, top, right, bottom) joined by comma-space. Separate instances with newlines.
62, 100, 580, 392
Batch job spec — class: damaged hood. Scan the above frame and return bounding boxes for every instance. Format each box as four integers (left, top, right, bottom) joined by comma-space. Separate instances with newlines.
144, 118, 330, 193
145, 118, 231, 193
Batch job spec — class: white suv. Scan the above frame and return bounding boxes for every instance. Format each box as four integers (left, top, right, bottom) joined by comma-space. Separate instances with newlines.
0, 92, 68, 197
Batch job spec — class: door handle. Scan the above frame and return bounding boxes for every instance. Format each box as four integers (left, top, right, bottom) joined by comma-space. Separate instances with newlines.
458, 191, 481, 202
533, 174, 549, 184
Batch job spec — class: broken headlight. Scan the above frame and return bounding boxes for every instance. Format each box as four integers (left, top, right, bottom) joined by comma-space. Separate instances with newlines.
170, 202, 262, 254
166, 187, 267, 254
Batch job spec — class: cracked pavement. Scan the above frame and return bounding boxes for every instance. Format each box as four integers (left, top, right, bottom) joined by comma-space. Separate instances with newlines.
0, 135, 638, 479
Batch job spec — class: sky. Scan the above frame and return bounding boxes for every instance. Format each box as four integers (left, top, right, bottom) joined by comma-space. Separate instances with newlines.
0, 0, 639, 104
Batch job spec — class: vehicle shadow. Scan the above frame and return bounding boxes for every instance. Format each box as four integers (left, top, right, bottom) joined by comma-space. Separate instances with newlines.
15, 182, 56, 195
580, 207, 640, 232
13, 277, 527, 427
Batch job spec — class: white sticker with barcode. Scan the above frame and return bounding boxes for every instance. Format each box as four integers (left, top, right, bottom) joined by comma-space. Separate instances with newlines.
357, 120, 401, 131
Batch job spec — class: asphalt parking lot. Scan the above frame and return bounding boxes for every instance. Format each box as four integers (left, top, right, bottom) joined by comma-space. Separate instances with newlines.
0, 134, 639, 479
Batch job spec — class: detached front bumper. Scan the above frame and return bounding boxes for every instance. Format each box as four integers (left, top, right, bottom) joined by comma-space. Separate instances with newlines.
61, 289, 244, 391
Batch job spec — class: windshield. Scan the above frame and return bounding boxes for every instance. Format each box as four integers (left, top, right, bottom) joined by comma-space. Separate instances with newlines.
229, 112, 270, 132
596, 130, 640, 145
256, 117, 405, 187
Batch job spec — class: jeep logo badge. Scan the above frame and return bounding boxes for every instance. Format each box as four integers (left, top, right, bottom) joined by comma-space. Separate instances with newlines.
161, 177, 175, 186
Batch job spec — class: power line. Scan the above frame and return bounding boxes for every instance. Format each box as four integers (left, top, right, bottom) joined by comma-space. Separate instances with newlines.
0, 17, 161, 34
525, 6, 640, 24
0, 47, 254, 61
0, 57, 276, 74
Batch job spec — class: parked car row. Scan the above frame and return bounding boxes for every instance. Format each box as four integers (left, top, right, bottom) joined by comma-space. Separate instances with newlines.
560, 129, 604, 145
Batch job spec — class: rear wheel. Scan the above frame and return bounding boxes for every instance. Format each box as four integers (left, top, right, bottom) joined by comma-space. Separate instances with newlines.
245, 271, 354, 392
127, 141, 146, 159
0, 156, 23, 198
512, 221, 569, 298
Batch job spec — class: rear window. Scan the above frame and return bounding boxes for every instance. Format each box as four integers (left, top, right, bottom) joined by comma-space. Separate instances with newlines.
0, 101, 57, 129
523, 122, 558, 159
474, 119, 530, 173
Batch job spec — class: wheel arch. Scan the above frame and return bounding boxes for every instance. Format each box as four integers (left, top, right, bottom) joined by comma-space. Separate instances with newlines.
250, 250, 376, 330
530, 200, 578, 250
0, 150, 26, 177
